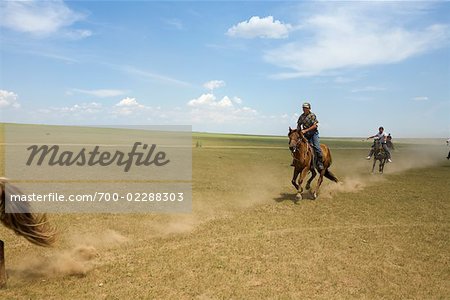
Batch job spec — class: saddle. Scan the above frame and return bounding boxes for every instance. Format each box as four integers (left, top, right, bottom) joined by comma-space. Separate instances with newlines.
307, 142, 323, 170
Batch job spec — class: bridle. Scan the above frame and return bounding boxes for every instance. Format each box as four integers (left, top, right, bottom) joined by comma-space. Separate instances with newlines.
289, 131, 310, 162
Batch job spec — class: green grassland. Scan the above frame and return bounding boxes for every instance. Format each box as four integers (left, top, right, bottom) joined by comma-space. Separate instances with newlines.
0, 124, 449, 299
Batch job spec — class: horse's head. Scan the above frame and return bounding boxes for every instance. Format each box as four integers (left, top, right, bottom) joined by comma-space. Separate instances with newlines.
288, 127, 299, 151
374, 139, 383, 150
288, 127, 307, 153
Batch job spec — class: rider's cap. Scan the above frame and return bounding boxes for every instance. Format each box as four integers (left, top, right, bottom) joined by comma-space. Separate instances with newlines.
302, 102, 311, 109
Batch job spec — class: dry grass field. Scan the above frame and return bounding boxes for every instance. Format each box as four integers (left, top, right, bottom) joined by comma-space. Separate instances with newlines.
0, 126, 449, 299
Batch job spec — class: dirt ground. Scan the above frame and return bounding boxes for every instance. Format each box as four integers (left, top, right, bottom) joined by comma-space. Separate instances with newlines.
1, 133, 449, 299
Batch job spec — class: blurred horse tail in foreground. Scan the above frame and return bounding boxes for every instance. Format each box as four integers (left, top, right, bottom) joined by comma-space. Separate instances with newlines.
0, 177, 56, 247
288, 127, 338, 200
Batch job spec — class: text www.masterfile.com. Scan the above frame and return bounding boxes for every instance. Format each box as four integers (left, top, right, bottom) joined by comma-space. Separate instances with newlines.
9, 192, 186, 202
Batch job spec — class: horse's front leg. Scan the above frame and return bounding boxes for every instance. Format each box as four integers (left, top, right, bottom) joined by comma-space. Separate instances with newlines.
305, 167, 316, 190
371, 158, 377, 173
295, 167, 310, 200
291, 167, 300, 190
380, 159, 385, 173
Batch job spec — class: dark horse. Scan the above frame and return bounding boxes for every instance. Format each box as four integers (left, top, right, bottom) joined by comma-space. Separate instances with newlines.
288, 127, 338, 200
371, 140, 388, 174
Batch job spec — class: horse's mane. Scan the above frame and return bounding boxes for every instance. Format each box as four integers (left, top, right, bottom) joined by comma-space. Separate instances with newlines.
0, 177, 56, 247
288, 128, 308, 143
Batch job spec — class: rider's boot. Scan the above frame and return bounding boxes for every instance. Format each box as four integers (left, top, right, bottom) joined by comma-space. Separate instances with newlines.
316, 154, 324, 171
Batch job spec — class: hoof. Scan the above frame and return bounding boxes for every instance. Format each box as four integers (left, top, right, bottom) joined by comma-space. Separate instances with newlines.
296, 193, 302, 200
311, 192, 317, 200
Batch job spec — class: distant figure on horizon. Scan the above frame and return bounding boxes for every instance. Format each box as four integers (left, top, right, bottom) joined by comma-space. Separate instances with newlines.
446, 138, 450, 160
292, 102, 324, 170
366, 126, 392, 163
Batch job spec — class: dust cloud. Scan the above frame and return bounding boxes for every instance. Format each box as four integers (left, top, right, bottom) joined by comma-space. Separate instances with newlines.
387, 146, 445, 173
320, 177, 371, 199
148, 214, 201, 236
10, 230, 127, 278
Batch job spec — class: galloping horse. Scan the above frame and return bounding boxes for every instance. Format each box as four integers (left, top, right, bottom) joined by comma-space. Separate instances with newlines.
288, 127, 338, 200
371, 140, 388, 174
0, 177, 56, 287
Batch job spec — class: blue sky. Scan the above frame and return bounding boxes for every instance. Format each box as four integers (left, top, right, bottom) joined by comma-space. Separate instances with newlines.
0, 1, 449, 137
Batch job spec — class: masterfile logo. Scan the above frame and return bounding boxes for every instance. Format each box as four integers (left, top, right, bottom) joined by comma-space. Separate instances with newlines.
26, 142, 170, 172
4, 124, 192, 213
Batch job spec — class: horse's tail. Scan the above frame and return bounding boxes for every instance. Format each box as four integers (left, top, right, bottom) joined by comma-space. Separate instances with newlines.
0, 178, 56, 247
324, 169, 339, 183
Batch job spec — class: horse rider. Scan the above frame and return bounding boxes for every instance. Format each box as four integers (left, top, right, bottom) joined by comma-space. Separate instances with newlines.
386, 133, 394, 150
292, 102, 324, 171
366, 126, 392, 163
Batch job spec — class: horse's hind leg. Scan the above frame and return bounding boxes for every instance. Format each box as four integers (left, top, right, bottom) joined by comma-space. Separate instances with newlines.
312, 170, 325, 200
305, 168, 316, 190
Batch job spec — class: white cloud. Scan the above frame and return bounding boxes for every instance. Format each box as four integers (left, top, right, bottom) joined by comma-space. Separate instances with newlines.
50, 102, 102, 114
188, 94, 233, 108
0, 0, 89, 37
69, 88, 128, 98
203, 80, 226, 91
187, 93, 257, 124
36, 98, 152, 119
227, 16, 293, 39
0, 90, 21, 108
265, 4, 450, 78
114, 97, 150, 115
218, 96, 233, 108
187, 93, 215, 107
116, 97, 142, 107
412, 96, 429, 101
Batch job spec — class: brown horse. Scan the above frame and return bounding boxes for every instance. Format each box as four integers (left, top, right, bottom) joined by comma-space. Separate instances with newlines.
288, 127, 338, 200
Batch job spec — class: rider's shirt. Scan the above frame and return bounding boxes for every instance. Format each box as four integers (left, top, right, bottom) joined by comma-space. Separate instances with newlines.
297, 112, 319, 131
374, 132, 387, 143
